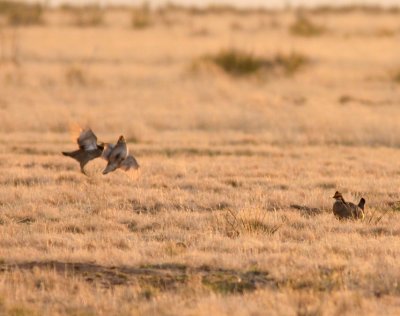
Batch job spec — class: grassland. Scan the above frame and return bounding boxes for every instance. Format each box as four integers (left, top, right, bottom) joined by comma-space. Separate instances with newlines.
0, 4, 400, 315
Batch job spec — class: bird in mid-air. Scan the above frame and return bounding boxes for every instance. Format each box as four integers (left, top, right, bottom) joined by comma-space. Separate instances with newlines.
102, 135, 139, 175
62, 128, 104, 175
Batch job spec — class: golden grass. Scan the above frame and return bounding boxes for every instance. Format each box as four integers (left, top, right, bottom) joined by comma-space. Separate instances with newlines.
393, 70, 400, 84
0, 6, 400, 316
65, 5, 104, 27
131, 5, 152, 29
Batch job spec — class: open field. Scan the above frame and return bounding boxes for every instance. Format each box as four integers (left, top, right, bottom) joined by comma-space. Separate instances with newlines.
1, 4, 400, 315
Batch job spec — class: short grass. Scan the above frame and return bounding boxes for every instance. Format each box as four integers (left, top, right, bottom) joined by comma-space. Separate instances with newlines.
0, 6, 400, 316
66, 5, 104, 27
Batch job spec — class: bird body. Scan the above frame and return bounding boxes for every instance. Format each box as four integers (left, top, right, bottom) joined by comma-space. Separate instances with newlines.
332, 191, 365, 220
102, 135, 139, 174
62, 128, 104, 175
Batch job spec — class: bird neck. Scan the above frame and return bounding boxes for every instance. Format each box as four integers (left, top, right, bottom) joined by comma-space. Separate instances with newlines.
336, 197, 346, 203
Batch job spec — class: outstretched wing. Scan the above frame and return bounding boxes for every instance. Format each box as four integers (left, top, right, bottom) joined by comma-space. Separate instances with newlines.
102, 161, 119, 175
101, 143, 115, 160
77, 128, 98, 151
120, 155, 139, 171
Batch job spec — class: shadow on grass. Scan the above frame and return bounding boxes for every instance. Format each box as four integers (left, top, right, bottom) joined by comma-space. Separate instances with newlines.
0, 261, 275, 295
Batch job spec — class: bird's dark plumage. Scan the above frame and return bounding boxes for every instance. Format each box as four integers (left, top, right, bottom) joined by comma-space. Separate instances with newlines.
62, 128, 104, 175
102, 135, 139, 175
332, 191, 365, 220
358, 198, 366, 211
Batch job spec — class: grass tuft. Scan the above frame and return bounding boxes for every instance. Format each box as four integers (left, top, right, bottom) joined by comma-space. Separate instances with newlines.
132, 5, 152, 29
290, 15, 325, 37
68, 6, 104, 27
65, 66, 88, 86
222, 208, 286, 238
207, 49, 269, 76
196, 49, 308, 77
275, 52, 309, 75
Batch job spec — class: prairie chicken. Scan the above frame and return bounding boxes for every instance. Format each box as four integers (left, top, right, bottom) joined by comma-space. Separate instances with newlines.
332, 191, 365, 220
62, 128, 104, 175
102, 135, 139, 175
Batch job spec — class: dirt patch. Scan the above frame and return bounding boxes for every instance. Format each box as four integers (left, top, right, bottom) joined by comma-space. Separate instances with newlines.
201, 268, 275, 294
290, 204, 323, 217
0, 261, 275, 294
338, 95, 394, 107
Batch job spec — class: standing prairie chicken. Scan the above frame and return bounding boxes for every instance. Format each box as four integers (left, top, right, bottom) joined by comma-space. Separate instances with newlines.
62, 128, 104, 175
102, 135, 139, 175
332, 191, 365, 220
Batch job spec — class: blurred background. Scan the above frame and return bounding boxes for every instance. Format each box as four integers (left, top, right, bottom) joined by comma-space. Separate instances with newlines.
19, 1, 400, 9
0, 0, 399, 147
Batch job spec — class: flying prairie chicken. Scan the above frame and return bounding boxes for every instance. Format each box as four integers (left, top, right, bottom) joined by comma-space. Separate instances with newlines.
102, 135, 139, 175
62, 128, 104, 175
332, 191, 365, 220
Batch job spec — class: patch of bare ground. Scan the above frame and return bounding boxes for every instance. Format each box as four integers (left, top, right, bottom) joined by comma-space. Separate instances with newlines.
0, 261, 274, 294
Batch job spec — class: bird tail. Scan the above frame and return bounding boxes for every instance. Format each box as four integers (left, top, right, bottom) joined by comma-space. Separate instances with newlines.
62, 151, 73, 157
62, 150, 82, 160
358, 198, 366, 211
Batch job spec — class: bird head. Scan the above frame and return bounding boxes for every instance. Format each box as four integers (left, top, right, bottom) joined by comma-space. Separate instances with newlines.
332, 191, 343, 200
118, 135, 125, 143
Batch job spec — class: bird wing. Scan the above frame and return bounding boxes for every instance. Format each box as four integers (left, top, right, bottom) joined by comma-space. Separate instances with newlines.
108, 140, 128, 163
102, 161, 119, 175
77, 128, 98, 151
120, 155, 139, 171
348, 202, 364, 219
101, 143, 115, 160
333, 201, 352, 219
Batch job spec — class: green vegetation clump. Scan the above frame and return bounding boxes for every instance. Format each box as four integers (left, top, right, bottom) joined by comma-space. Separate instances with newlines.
197, 49, 308, 77
206, 49, 271, 76
290, 15, 325, 36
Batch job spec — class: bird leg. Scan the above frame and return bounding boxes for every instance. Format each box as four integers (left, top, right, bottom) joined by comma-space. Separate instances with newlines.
80, 164, 88, 176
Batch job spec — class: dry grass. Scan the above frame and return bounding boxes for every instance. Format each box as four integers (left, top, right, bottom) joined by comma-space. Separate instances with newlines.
131, 5, 152, 29
1, 6, 400, 316
65, 65, 88, 86
393, 70, 400, 84
66, 6, 104, 27
0, 28, 21, 65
